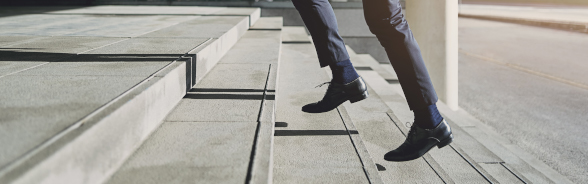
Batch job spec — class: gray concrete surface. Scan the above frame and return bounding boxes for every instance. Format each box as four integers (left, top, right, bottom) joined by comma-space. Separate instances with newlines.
459, 17, 588, 183
348, 49, 507, 183
274, 43, 373, 183
105, 17, 281, 184
106, 121, 257, 184
0, 6, 260, 184
459, 4, 588, 34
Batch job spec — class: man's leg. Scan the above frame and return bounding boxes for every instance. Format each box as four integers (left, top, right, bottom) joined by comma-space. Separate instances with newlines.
292, 0, 369, 113
362, 0, 453, 161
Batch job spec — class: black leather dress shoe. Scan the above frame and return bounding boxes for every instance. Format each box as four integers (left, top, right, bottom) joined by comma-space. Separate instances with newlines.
384, 119, 453, 162
302, 77, 369, 113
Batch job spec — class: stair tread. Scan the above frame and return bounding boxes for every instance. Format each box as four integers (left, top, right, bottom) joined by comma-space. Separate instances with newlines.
0, 6, 258, 184
105, 18, 282, 184
273, 28, 381, 183
348, 46, 531, 183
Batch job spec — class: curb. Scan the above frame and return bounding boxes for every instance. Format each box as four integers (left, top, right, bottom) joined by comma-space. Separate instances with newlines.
459, 14, 588, 34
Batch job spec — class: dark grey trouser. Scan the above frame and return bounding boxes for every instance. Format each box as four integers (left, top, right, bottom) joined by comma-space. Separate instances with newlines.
292, 0, 438, 110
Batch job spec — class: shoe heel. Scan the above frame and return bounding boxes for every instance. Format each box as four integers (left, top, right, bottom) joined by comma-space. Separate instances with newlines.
349, 91, 369, 103
437, 134, 453, 148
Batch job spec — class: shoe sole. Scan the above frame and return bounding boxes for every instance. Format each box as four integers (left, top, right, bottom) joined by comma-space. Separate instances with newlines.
384, 133, 454, 162
349, 91, 369, 103
437, 133, 454, 148
302, 91, 369, 113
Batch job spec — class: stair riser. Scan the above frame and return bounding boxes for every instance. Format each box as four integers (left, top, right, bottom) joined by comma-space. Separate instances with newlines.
4, 62, 186, 184
189, 17, 250, 86
0, 16, 253, 184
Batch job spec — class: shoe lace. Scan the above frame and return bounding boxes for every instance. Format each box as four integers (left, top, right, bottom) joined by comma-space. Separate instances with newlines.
315, 81, 331, 88
405, 122, 417, 140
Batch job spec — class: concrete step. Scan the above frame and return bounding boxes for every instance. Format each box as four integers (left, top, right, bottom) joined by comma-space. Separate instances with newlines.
103, 17, 283, 184
348, 49, 556, 183
0, 6, 260, 184
273, 26, 382, 184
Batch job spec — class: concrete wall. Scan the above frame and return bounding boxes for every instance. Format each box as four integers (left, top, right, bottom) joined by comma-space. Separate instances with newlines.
0, 0, 92, 5
462, 0, 588, 6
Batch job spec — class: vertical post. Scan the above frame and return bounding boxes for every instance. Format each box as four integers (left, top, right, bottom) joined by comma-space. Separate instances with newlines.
405, 0, 459, 111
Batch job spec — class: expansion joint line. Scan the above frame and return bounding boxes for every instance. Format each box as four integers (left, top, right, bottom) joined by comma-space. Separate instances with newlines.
336, 108, 372, 184
500, 162, 528, 184
449, 145, 494, 183
245, 64, 272, 184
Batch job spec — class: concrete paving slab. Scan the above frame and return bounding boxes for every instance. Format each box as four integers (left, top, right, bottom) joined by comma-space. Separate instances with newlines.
165, 93, 262, 122
139, 16, 248, 38
273, 135, 369, 184
0, 62, 45, 76
281, 26, 310, 43
15, 62, 171, 77
273, 135, 363, 168
250, 17, 283, 30
219, 30, 281, 64
0, 14, 97, 36
0, 36, 39, 47
1, 36, 126, 54
64, 15, 197, 37
195, 63, 270, 90
479, 163, 525, 184
82, 37, 209, 55
273, 166, 369, 184
0, 14, 191, 37
0, 75, 145, 170
106, 121, 256, 184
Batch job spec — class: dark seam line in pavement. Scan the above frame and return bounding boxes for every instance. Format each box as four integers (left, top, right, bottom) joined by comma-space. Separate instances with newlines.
183, 94, 272, 100
422, 157, 448, 184
500, 162, 528, 184
0, 37, 131, 79
337, 108, 372, 184
449, 145, 493, 184
282, 41, 312, 44
0, 56, 182, 174
190, 88, 273, 93
480, 162, 504, 164
44, 13, 212, 16
386, 112, 448, 184
385, 79, 399, 84
355, 66, 373, 71
245, 64, 272, 184
274, 130, 358, 136
165, 121, 256, 123
249, 28, 282, 31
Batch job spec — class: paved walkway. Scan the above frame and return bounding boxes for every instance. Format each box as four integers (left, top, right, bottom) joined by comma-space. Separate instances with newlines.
459, 4, 588, 33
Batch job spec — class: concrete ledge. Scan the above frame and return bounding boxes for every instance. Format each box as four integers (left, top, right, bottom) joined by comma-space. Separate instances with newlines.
0, 7, 258, 183
0, 60, 187, 184
459, 14, 588, 34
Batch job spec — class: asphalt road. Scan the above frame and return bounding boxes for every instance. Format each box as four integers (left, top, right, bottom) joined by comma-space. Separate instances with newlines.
458, 17, 588, 183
